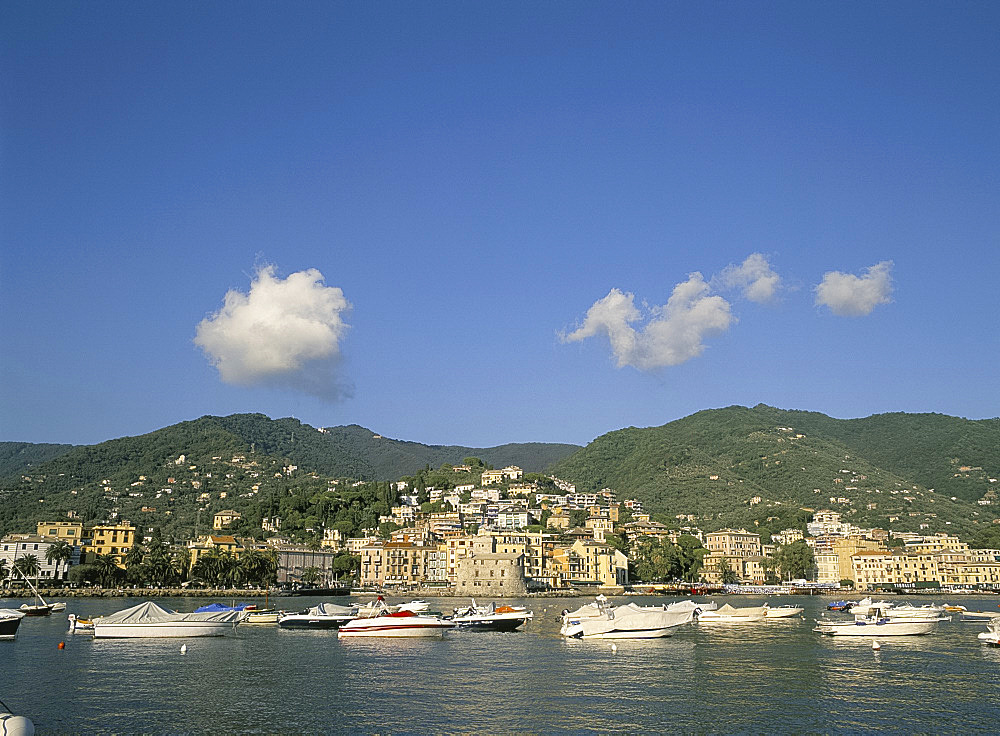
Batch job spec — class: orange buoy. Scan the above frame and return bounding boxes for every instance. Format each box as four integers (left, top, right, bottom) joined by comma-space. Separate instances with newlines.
58, 641, 65, 649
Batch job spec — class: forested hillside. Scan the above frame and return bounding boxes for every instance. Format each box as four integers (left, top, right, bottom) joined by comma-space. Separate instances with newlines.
549, 405, 1000, 539
0, 413, 578, 539
0, 441, 76, 478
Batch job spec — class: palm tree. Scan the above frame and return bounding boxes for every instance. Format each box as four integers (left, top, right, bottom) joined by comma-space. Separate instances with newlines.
13, 554, 40, 586
94, 553, 122, 588
45, 541, 74, 582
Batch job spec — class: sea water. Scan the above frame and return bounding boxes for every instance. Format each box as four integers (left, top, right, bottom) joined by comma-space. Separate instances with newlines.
2, 595, 999, 733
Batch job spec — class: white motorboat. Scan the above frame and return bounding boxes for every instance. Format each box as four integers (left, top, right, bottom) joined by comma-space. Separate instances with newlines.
278, 603, 357, 629
846, 597, 891, 617
338, 608, 454, 638
67, 613, 95, 634
961, 610, 1000, 622
451, 601, 533, 632
397, 599, 431, 613
1, 609, 26, 640
765, 604, 805, 618
0, 709, 34, 736
92, 601, 240, 639
977, 619, 999, 647
697, 604, 768, 624
560, 600, 695, 639
814, 616, 941, 637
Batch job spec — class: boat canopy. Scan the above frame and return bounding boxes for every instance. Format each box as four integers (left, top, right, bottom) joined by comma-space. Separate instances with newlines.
578, 604, 693, 637
194, 603, 252, 613
99, 601, 240, 624
312, 602, 356, 617
715, 604, 768, 616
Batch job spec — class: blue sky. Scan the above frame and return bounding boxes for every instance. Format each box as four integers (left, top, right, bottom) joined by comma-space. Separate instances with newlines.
2, 2, 998, 448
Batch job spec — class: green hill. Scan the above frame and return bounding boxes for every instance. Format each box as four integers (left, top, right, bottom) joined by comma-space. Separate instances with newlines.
549, 405, 1000, 539
0, 441, 76, 478
0, 413, 580, 539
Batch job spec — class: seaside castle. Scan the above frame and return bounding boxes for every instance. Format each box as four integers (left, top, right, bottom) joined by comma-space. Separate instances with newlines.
454, 531, 529, 597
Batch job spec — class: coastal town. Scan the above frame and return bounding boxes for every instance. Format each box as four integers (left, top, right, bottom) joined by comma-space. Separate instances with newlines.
3, 460, 999, 597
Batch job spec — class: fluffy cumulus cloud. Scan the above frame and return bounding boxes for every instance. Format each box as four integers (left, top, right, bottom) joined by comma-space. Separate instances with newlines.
562, 273, 734, 371
194, 265, 352, 399
717, 252, 781, 303
814, 261, 893, 316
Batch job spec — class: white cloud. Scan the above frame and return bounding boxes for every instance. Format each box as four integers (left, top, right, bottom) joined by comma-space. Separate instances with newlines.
814, 261, 893, 316
194, 265, 352, 399
717, 252, 781, 303
562, 273, 734, 371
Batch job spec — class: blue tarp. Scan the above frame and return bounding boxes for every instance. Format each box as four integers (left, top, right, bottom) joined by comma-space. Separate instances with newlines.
194, 602, 251, 613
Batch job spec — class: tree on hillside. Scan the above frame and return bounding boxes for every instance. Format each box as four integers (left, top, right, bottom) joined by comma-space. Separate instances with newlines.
772, 540, 815, 581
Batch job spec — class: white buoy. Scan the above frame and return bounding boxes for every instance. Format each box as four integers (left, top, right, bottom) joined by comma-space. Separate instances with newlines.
611, 643, 618, 653
871, 640, 881, 651
180, 644, 187, 654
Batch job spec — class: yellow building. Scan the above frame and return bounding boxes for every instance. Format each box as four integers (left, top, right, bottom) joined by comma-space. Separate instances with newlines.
704, 529, 763, 558
213, 510, 242, 530
85, 523, 136, 567
186, 534, 244, 572
811, 536, 885, 584
36, 521, 84, 543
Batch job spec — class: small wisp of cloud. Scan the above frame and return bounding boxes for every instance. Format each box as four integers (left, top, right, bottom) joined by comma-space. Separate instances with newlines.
561, 272, 734, 371
194, 265, 353, 400
716, 252, 781, 303
815, 261, 893, 316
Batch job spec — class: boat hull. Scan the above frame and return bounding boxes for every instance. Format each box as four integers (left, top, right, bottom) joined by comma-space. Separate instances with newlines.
561, 624, 677, 639
453, 617, 529, 632
0, 616, 23, 640
814, 620, 939, 636
277, 616, 350, 629
765, 607, 804, 618
338, 624, 450, 638
93, 622, 233, 638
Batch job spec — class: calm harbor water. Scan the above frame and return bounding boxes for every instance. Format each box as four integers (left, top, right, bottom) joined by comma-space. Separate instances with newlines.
2, 594, 999, 734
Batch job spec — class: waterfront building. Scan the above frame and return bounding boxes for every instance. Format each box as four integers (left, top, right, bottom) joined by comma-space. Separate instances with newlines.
35, 521, 85, 544
454, 534, 528, 596
1, 535, 81, 583
705, 529, 763, 558
809, 536, 886, 584
277, 545, 349, 587
85, 522, 137, 567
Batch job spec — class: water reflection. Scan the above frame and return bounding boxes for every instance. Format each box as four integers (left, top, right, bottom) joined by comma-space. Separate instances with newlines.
3, 594, 1000, 733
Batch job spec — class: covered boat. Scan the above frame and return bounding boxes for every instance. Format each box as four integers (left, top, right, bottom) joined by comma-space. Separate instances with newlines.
278, 602, 357, 629
1, 608, 26, 640
93, 601, 240, 639
560, 601, 695, 639
451, 601, 533, 632
765, 605, 804, 618
697, 604, 768, 624
338, 609, 454, 638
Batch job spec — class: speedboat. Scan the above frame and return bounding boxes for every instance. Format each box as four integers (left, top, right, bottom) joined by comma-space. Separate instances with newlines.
49, 602, 66, 612
0, 609, 26, 640
278, 603, 357, 629
450, 601, 533, 632
961, 610, 1000, 622
67, 613, 95, 634
338, 602, 454, 638
765, 604, 805, 618
977, 619, 1000, 647
397, 600, 431, 613
814, 617, 941, 637
697, 604, 768, 624
560, 600, 695, 639
93, 601, 240, 638
814, 603, 944, 637
827, 600, 854, 611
